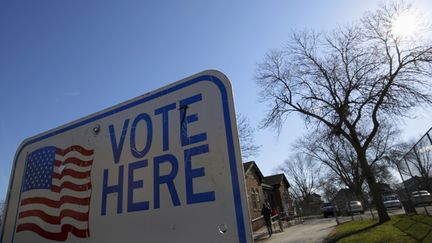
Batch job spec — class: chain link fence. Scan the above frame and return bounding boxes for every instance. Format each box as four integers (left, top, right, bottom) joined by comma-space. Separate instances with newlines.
396, 128, 432, 215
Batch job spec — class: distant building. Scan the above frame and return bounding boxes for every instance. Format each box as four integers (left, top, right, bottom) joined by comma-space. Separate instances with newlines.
403, 176, 432, 192
311, 193, 322, 203
297, 193, 323, 216
376, 182, 394, 196
334, 188, 359, 210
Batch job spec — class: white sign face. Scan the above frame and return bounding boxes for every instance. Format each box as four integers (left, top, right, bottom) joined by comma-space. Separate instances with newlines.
1, 70, 252, 243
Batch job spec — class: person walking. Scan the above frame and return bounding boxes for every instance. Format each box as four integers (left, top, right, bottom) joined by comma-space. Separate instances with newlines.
261, 203, 272, 237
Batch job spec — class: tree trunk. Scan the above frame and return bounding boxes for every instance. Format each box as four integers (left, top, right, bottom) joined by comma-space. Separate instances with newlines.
357, 150, 390, 223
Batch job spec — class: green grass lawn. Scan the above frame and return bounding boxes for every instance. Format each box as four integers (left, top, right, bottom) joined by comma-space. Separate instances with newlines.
326, 214, 432, 242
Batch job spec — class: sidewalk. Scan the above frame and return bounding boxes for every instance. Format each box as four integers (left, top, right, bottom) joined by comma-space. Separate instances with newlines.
253, 218, 337, 243
253, 219, 299, 241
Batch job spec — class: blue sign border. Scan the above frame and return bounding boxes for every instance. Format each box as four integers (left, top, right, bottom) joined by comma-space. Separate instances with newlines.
1, 73, 247, 243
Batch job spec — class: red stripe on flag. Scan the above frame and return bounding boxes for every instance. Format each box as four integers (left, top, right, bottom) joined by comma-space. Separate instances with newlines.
56, 145, 94, 156
16, 223, 89, 241
54, 158, 93, 167
20, 196, 90, 208
52, 169, 91, 180
19, 209, 89, 224
51, 181, 92, 193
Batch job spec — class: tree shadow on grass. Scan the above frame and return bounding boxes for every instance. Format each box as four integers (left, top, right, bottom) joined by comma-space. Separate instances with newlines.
324, 222, 382, 243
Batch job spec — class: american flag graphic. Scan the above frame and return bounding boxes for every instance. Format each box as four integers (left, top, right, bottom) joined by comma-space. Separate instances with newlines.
16, 145, 94, 241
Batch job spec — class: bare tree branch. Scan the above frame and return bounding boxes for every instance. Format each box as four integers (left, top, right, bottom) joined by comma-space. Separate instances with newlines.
236, 114, 261, 160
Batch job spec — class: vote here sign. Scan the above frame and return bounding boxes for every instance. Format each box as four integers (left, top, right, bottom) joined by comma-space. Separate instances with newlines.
1, 70, 252, 243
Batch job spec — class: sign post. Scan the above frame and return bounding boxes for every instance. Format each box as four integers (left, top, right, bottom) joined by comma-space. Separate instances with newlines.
1, 70, 252, 243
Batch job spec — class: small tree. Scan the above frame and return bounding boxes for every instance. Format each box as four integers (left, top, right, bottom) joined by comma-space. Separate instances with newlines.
319, 176, 339, 202
256, 2, 432, 222
278, 153, 323, 212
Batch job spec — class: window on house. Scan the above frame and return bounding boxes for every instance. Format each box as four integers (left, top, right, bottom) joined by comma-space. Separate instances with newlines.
251, 190, 257, 209
256, 189, 261, 205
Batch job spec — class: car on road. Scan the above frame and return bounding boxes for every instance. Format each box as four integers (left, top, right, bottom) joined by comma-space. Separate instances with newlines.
345, 201, 364, 215
383, 195, 402, 209
321, 202, 337, 218
412, 190, 432, 206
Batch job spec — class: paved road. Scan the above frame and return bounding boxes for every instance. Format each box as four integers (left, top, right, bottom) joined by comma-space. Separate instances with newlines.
337, 207, 405, 222
255, 218, 337, 243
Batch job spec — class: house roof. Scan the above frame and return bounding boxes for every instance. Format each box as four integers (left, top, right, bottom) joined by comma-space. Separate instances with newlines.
243, 161, 264, 182
243, 161, 254, 173
334, 188, 359, 201
334, 188, 349, 197
263, 173, 290, 188
404, 176, 423, 185
376, 182, 393, 192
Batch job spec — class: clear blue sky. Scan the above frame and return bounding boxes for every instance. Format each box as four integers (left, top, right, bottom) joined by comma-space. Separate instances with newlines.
1, 0, 432, 201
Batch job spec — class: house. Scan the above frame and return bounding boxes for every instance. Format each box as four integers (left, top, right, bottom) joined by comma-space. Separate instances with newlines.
243, 161, 266, 230
243, 162, 292, 231
311, 193, 322, 203
262, 174, 292, 214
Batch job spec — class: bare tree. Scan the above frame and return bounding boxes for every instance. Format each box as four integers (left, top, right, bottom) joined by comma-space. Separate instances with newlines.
237, 114, 261, 160
256, 2, 432, 222
319, 176, 339, 202
297, 123, 398, 202
278, 153, 322, 204
298, 134, 365, 199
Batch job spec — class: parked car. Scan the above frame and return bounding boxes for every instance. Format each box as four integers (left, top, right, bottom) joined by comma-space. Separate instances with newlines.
321, 202, 337, 218
345, 201, 364, 215
383, 195, 402, 209
412, 190, 432, 206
